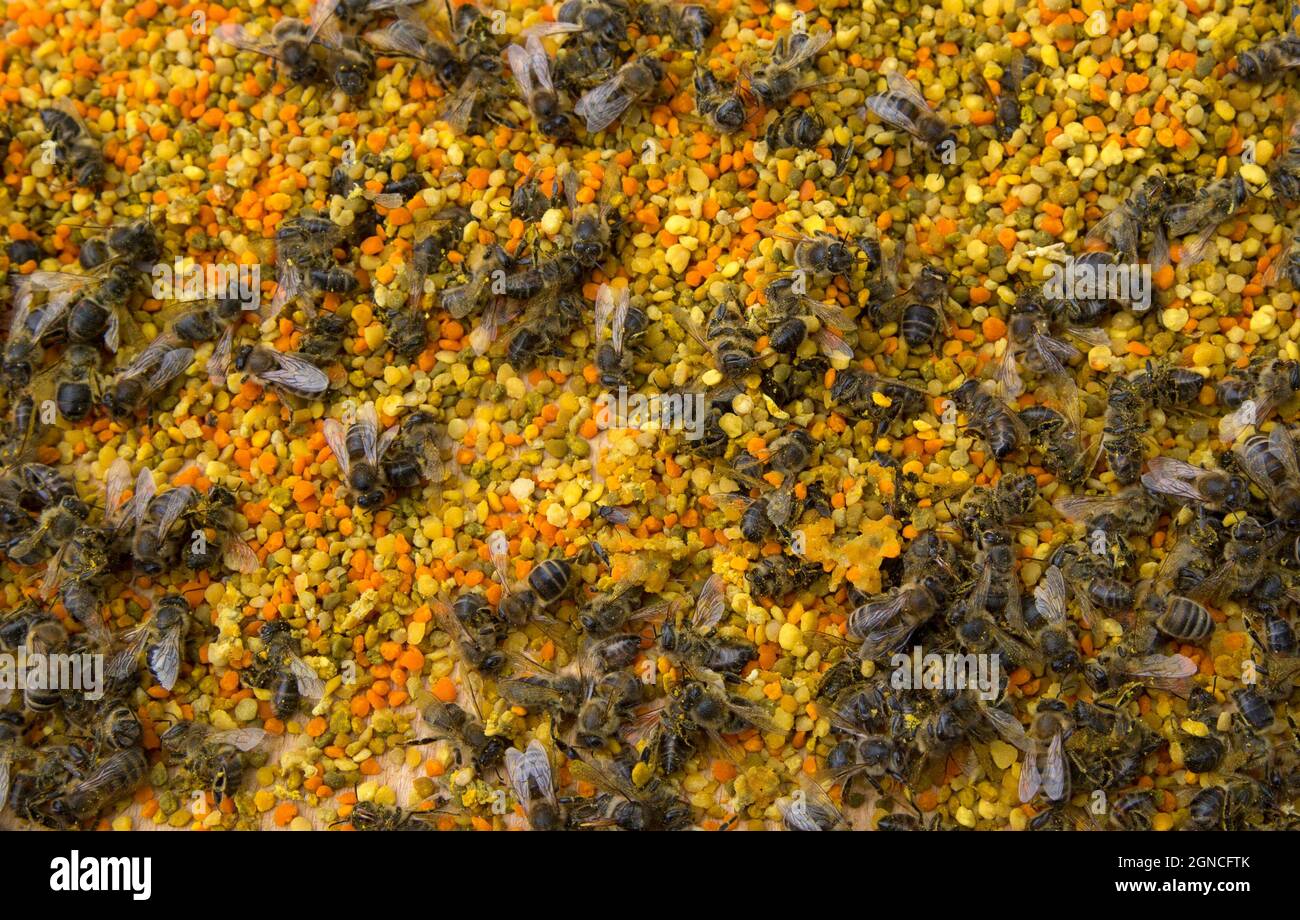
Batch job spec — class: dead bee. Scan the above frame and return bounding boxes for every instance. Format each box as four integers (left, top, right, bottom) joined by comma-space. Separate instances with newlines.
1160, 173, 1251, 267
694, 66, 749, 133
658, 574, 756, 677
994, 52, 1037, 141
1085, 173, 1177, 265
507, 33, 576, 138
39, 98, 105, 188
748, 29, 832, 108
323, 401, 385, 509
952, 379, 1026, 460
228, 344, 330, 401
764, 108, 824, 151
575, 55, 664, 133
865, 69, 957, 163
1235, 33, 1300, 84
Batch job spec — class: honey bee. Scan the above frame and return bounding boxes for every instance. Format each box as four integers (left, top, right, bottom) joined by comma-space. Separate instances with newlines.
869, 264, 951, 350
434, 594, 507, 674
1019, 404, 1094, 485
574, 55, 664, 134
593, 283, 647, 387
229, 344, 330, 401
566, 164, 622, 267
777, 773, 847, 831
160, 720, 267, 803
760, 276, 853, 359
269, 215, 357, 317
564, 748, 692, 829
1235, 33, 1300, 83
556, 0, 630, 46
765, 108, 825, 151
39, 746, 147, 829
746, 551, 820, 599
658, 573, 756, 678
952, 379, 1026, 460
1234, 425, 1300, 527
506, 738, 561, 830
1085, 173, 1177, 265
1161, 173, 1251, 267
507, 33, 577, 138
865, 70, 958, 163
308, 8, 376, 97
636, 0, 714, 49
210, 18, 327, 88
995, 289, 1090, 415
363, 16, 467, 89
20, 224, 157, 354
678, 296, 759, 379
100, 341, 192, 418
180, 482, 258, 574
1100, 374, 1148, 485
1154, 594, 1215, 642
106, 593, 192, 692
694, 66, 749, 133
38, 98, 105, 188
1014, 701, 1072, 805
408, 695, 508, 773
324, 401, 385, 509
1029, 565, 1082, 674
244, 620, 326, 718
1218, 358, 1300, 441
748, 29, 832, 108
378, 410, 446, 491
994, 51, 1037, 141
829, 367, 928, 428
1140, 456, 1251, 513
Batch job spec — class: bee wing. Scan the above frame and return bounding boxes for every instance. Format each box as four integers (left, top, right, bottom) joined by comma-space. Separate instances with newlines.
322, 418, 352, 478
610, 287, 631, 355
104, 458, 133, 526
50, 96, 92, 132
24, 269, 93, 296
1262, 230, 1292, 289
356, 401, 380, 467
144, 346, 194, 396
106, 623, 151, 682
223, 535, 260, 574
994, 344, 1024, 399
1084, 205, 1131, 252
514, 738, 556, 807
1034, 565, 1069, 625
438, 70, 484, 133
575, 75, 631, 134
1270, 423, 1300, 481
794, 773, 845, 829
6, 275, 35, 341
866, 89, 926, 140
364, 19, 433, 59
778, 27, 831, 70
210, 23, 283, 60
307, 0, 343, 44
523, 21, 584, 39
206, 324, 235, 385
506, 43, 537, 102
154, 485, 199, 536
1042, 732, 1067, 801
520, 35, 556, 96
130, 467, 157, 524
288, 653, 325, 700
488, 529, 512, 590
1017, 742, 1041, 803
593, 283, 614, 341
257, 350, 330, 396
813, 327, 853, 363
983, 705, 1033, 752
1053, 493, 1125, 523
848, 591, 910, 638
0, 751, 10, 812
568, 757, 641, 802
692, 573, 726, 632
269, 262, 304, 318
147, 625, 184, 691
1140, 456, 1212, 503
209, 728, 268, 751
1119, 653, 1198, 696
376, 421, 401, 462
1180, 224, 1218, 268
